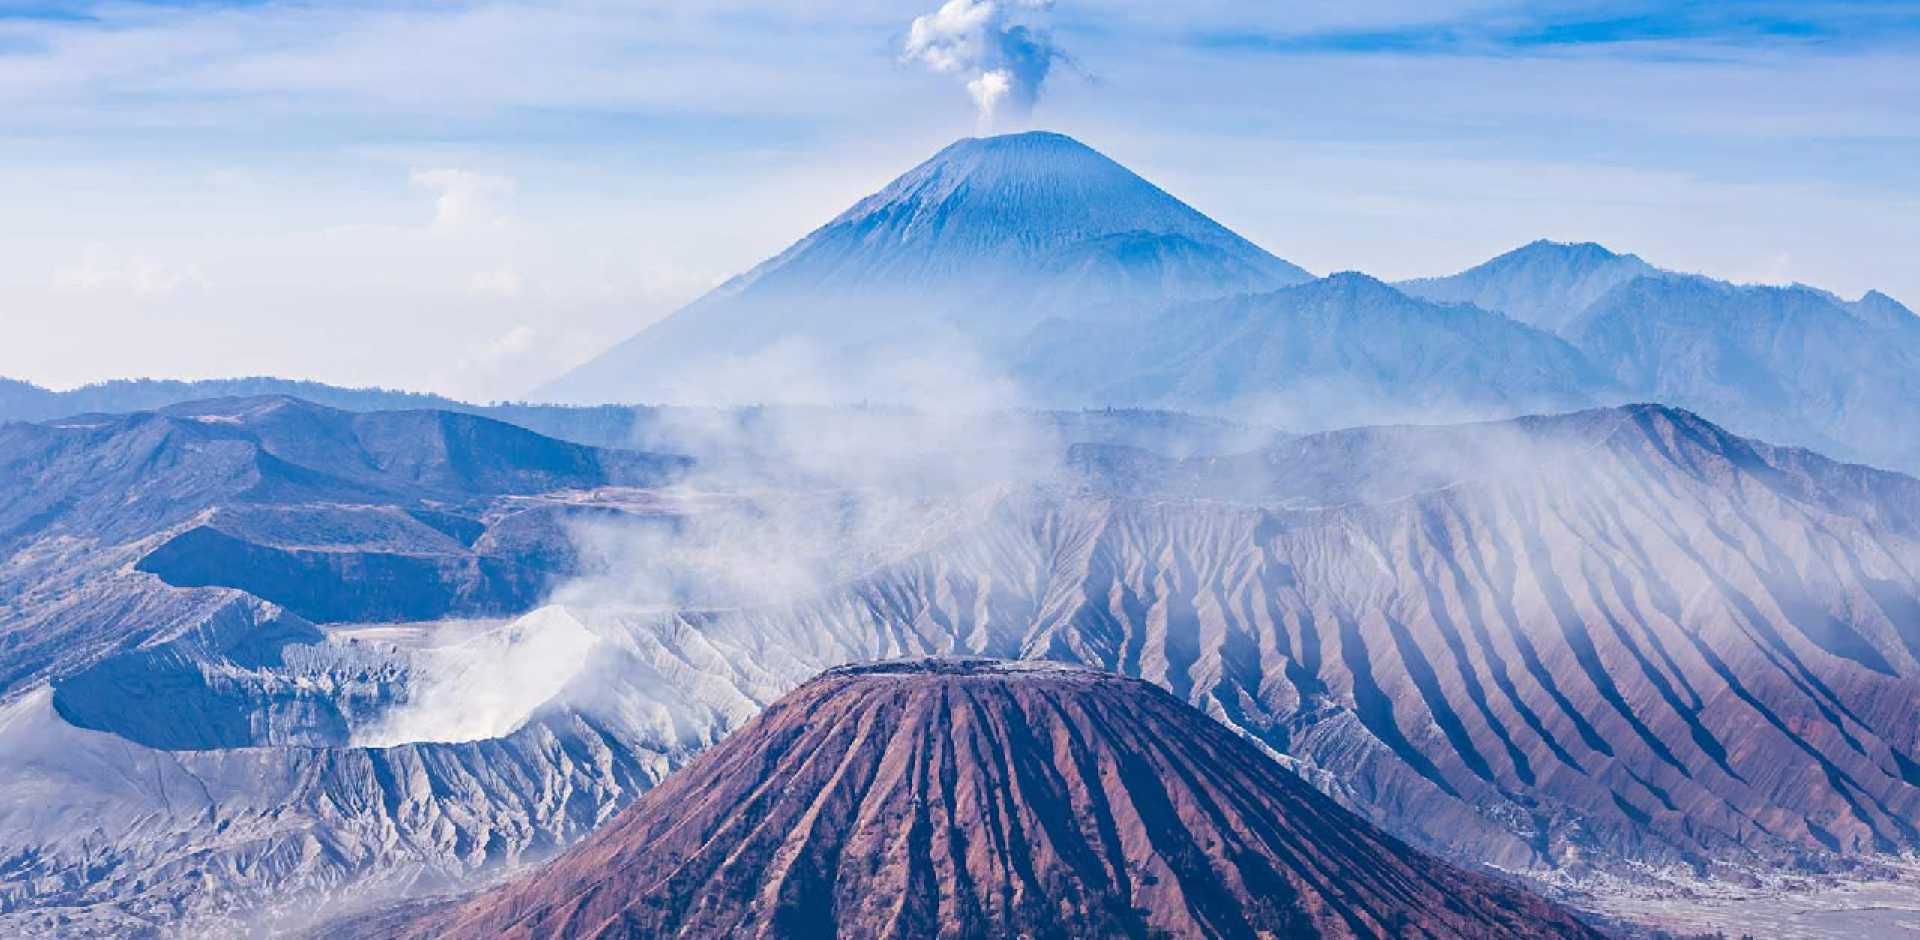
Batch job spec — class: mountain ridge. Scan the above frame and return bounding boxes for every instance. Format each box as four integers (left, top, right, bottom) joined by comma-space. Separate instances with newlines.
1015, 269, 1619, 428
1397, 239, 1660, 336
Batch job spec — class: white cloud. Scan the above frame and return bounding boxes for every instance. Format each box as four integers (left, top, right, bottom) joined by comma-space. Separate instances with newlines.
469, 265, 525, 298
411, 168, 516, 232
52, 246, 205, 296
477, 324, 538, 363
905, 0, 1000, 74
425, 322, 624, 402
966, 68, 1013, 125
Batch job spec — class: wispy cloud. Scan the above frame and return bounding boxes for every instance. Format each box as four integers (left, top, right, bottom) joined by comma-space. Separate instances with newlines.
1191, 1, 1920, 59
412, 168, 515, 232
52, 245, 205, 295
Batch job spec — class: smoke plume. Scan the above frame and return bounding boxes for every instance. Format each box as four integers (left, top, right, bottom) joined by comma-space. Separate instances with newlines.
903, 0, 1063, 128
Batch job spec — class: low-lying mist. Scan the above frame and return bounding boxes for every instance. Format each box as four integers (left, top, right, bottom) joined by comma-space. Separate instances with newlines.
363, 337, 1631, 752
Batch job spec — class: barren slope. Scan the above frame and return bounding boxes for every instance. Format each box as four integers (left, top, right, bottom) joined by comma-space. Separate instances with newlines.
394, 659, 1599, 940
9, 402, 1920, 934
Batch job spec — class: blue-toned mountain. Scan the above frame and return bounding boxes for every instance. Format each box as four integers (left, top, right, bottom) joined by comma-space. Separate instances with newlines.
540, 131, 1313, 405
1015, 271, 1617, 429
1398, 239, 1659, 335
1404, 241, 1920, 473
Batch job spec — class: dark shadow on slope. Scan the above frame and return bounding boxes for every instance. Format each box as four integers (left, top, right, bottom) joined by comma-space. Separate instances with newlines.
1335, 613, 1461, 799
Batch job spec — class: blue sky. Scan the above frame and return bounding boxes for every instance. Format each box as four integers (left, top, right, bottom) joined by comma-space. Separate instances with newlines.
1, 0, 1915, 398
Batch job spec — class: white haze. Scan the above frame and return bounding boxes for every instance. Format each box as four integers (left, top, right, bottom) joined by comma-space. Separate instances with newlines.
361, 338, 1068, 747
360, 304, 1620, 751
354, 609, 601, 746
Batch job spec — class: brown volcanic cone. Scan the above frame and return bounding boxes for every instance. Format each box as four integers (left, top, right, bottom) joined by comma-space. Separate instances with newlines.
396, 659, 1601, 939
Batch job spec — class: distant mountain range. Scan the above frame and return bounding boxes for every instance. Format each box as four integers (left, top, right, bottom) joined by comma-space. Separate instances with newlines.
0, 376, 1281, 461
1398, 239, 1660, 336
1012, 270, 1616, 429
9, 136, 1916, 473
380, 659, 1601, 940
0, 376, 468, 423
1401, 240, 1920, 473
524, 131, 1920, 477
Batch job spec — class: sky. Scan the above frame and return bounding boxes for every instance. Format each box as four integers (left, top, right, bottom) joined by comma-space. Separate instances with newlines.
1, 0, 1916, 400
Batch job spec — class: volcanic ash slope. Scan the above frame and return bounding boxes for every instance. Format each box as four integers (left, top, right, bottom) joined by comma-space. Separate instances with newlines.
390, 659, 1602, 940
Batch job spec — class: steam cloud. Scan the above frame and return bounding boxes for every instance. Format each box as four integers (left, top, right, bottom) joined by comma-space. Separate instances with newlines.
903, 0, 1064, 128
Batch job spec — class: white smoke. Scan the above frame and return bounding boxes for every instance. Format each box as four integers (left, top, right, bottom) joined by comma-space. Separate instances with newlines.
967, 69, 1014, 122
345, 330, 1077, 751
411, 167, 516, 232
353, 610, 602, 746
902, 0, 1063, 128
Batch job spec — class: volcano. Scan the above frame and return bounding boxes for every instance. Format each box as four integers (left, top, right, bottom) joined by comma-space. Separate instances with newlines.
388, 659, 1600, 939
538, 132, 1312, 406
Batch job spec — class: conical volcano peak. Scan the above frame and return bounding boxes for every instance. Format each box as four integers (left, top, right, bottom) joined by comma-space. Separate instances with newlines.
902, 130, 1130, 191
826, 129, 1271, 258
934, 129, 1106, 161
538, 130, 1311, 404
391, 656, 1602, 938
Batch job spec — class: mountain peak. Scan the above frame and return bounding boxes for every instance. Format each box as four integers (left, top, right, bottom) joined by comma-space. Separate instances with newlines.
1850, 288, 1920, 333
1397, 238, 1658, 335
1306, 270, 1410, 303
1508, 238, 1629, 262
538, 132, 1311, 405
920, 130, 1125, 173
826, 129, 1272, 258
939, 128, 1095, 155
1321, 269, 1392, 288
1473, 239, 1652, 281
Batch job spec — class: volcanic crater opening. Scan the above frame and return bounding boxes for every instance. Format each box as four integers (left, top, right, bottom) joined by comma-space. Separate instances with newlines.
49, 607, 602, 751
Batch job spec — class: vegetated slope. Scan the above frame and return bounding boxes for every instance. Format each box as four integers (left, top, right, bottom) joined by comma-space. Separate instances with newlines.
540, 131, 1313, 405
391, 659, 1600, 940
